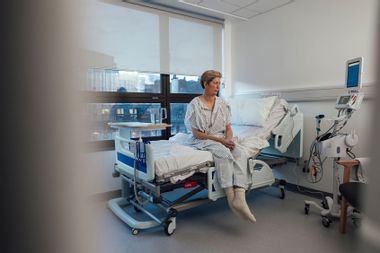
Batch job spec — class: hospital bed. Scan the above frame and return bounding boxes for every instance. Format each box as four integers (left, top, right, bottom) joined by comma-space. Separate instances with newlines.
108, 96, 303, 236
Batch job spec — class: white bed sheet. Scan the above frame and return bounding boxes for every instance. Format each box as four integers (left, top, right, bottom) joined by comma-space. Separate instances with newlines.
151, 140, 213, 182
152, 98, 288, 183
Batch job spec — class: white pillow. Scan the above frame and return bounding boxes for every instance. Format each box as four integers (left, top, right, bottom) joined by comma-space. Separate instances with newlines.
227, 96, 278, 127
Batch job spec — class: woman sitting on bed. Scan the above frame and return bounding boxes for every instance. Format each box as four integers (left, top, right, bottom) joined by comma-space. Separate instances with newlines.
184, 70, 256, 223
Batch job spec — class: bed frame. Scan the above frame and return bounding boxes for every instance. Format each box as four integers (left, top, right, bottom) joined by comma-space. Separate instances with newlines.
108, 104, 303, 236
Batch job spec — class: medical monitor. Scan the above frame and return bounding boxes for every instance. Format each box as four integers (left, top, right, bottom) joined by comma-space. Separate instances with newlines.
345, 57, 363, 91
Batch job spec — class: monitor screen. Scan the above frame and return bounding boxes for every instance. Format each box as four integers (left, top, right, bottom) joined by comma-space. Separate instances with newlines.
346, 57, 362, 90
347, 61, 360, 88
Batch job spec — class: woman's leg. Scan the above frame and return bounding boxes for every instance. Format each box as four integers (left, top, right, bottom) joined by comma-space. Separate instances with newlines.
200, 141, 255, 222
232, 188, 256, 223
224, 187, 244, 219
214, 156, 234, 189
214, 149, 256, 222
202, 141, 234, 188
207, 143, 242, 218
231, 146, 249, 189
214, 155, 245, 218
230, 146, 256, 223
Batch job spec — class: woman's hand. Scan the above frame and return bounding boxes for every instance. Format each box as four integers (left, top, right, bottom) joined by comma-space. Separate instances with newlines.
221, 138, 235, 150
192, 128, 235, 150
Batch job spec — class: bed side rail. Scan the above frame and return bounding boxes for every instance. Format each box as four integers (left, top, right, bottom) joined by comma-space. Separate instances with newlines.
262, 104, 304, 158
114, 133, 155, 181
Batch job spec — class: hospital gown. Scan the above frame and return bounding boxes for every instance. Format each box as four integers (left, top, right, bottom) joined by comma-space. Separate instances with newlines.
184, 96, 249, 189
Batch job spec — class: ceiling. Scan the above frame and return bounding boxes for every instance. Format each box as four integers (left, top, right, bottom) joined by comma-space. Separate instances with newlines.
132, 0, 295, 21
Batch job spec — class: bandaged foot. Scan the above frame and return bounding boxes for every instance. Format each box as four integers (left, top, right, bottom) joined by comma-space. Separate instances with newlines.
224, 187, 244, 219
232, 188, 257, 223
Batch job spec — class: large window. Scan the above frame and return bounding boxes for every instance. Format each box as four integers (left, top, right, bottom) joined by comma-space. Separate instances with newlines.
170, 103, 189, 135
86, 69, 161, 93
84, 71, 204, 149
86, 102, 162, 142
170, 74, 203, 94
83, 1, 223, 150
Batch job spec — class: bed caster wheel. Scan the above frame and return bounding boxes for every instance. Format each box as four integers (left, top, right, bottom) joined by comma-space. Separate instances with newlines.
352, 217, 361, 228
164, 219, 176, 236
304, 204, 310, 215
168, 208, 178, 217
321, 199, 328, 209
112, 171, 120, 177
279, 180, 286, 200
322, 217, 331, 228
131, 228, 139, 235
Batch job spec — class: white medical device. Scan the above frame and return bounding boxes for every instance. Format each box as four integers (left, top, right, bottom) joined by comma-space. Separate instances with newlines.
336, 57, 364, 110
304, 57, 364, 228
335, 93, 364, 110
319, 132, 358, 158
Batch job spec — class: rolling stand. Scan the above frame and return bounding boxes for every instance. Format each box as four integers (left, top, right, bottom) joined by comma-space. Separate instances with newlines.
303, 57, 364, 228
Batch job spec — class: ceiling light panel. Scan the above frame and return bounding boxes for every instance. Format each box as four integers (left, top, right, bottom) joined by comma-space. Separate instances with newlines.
222, 0, 259, 7
200, 0, 240, 13
232, 8, 260, 19
246, 0, 293, 13
181, 0, 200, 4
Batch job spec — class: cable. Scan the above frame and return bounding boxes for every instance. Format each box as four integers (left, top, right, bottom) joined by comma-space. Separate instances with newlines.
331, 120, 348, 136
304, 138, 325, 183
132, 140, 149, 206
346, 148, 356, 159
303, 108, 353, 184
292, 162, 325, 199
133, 163, 149, 205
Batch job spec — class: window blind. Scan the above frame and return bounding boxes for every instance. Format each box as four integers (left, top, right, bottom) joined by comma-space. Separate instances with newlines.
83, 0, 222, 75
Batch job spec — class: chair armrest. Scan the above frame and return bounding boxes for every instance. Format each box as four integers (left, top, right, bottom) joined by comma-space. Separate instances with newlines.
336, 159, 359, 183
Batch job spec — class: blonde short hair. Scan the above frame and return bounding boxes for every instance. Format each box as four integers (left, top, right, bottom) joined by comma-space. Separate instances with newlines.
200, 70, 222, 89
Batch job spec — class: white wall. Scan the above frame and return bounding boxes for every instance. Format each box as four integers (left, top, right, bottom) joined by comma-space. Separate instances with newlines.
230, 0, 378, 93
83, 151, 119, 195
230, 0, 378, 193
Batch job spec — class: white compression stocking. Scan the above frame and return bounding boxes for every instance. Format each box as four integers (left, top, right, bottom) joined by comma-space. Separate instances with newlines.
232, 188, 257, 223
224, 187, 244, 219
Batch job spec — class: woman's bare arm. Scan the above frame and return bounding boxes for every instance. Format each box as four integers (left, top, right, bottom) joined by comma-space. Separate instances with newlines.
225, 124, 233, 140
191, 128, 223, 142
